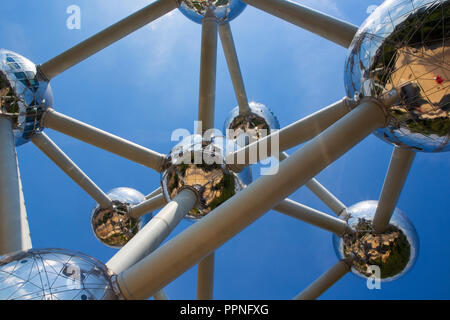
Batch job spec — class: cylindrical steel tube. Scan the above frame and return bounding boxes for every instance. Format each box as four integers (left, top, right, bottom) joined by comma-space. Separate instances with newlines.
32, 132, 113, 209
242, 0, 358, 48
107, 188, 198, 274
197, 10, 218, 133
0, 117, 32, 254
38, 0, 178, 79
373, 147, 416, 233
293, 258, 352, 300
42, 109, 166, 172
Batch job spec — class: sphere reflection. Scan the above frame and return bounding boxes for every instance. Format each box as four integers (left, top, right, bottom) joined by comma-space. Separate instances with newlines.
223, 102, 280, 143
179, 0, 246, 24
0, 249, 119, 300
345, 0, 450, 152
0, 49, 53, 146
332, 200, 419, 282
161, 134, 244, 220
91, 187, 147, 249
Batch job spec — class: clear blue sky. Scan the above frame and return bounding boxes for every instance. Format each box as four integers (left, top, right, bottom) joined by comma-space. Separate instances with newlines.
1, 0, 449, 299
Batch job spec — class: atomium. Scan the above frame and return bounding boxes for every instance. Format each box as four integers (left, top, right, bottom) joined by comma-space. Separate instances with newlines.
178, 0, 247, 24
161, 134, 244, 220
345, 0, 450, 152
0, 249, 120, 300
91, 187, 148, 248
0, 49, 53, 146
333, 200, 419, 281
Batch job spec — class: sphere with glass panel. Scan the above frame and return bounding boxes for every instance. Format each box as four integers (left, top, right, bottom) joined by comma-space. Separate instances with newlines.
161, 134, 244, 220
91, 187, 148, 248
345, 0, 450, 152
0, 249, 120, 300
332, 200, 419, 281
0, 49, 53, 146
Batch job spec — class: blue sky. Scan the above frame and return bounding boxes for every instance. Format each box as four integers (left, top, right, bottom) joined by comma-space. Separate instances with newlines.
1, 0, 449, 299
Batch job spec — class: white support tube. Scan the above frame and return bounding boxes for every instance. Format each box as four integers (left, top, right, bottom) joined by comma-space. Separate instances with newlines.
305, 179, 347, 216
38, 0, 179, 80
226, 97, 356, 170
32, 132, 113, 209
219, 23, 250, 114
115, 99, 387, 300
145, 187, 162, 200
197, 253, 215, 300
293, 257, 353, 300
197, 9, 218, 133
129, 193, 167, 218
107, 188, 198, 274
242, 0, 358, 48
0, 117, 32, 254
153, 290, 169, 300
42, 109, 166, 172
279, 152, 347, 216
275, 199, 349, 236
372, 147, 416, 233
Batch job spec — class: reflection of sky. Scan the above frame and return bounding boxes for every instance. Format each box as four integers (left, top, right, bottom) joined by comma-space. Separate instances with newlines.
1, 0, 449, 299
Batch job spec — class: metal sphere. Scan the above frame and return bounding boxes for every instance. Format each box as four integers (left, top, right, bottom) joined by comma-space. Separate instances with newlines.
344, 0, 450, 152
161, 134, 244, 220
0, 49, 53, 146
178, 0, 247, 24
223, 102, 280, 142
332, 200, 419, 282
0, 249, 120, 300
91, 187, 147, 249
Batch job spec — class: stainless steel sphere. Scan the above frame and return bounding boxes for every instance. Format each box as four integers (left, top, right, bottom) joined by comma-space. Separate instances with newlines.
345, 0, 450, 152
223, 102, 280, 142
333, 200, 419, 281
178, 0, 246, 24
0, 49, 53, 146
91, 187, 147, 248
0, 249, 120, 300
161, 134, 244, 220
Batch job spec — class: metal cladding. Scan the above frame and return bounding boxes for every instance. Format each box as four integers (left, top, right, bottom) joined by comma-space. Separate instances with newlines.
179, 0, 247, 24
161, 134, 244, 220
223, 101, 280, 142
345, 0, 450, 152
91, 188, 148, 248
0, 49, 53, 146
333, 200, 419, 281
0, 249, 120, 300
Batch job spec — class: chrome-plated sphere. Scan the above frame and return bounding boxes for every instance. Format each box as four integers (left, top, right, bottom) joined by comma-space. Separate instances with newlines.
223, 102, 280, 142
178, 0, 246, 24
345, 0, 450, 152
333, 200, 419, 281
0, 49, 53, 146
161, 134, 244, 220
0, 249, 120, 300
91, 187, 147, 249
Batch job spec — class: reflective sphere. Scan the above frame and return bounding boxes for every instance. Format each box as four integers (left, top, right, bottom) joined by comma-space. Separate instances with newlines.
161, 134, 244, 220
223, 102, 280, 142
333, 200, 419, 281
0, 49, 53, 146
345, 0, 450, 152
0, 249, 120, 300
91, 187, 147, 248
179, 0, 246, 24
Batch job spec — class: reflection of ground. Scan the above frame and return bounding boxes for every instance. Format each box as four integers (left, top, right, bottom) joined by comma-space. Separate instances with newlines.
387, 45, 449, 119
